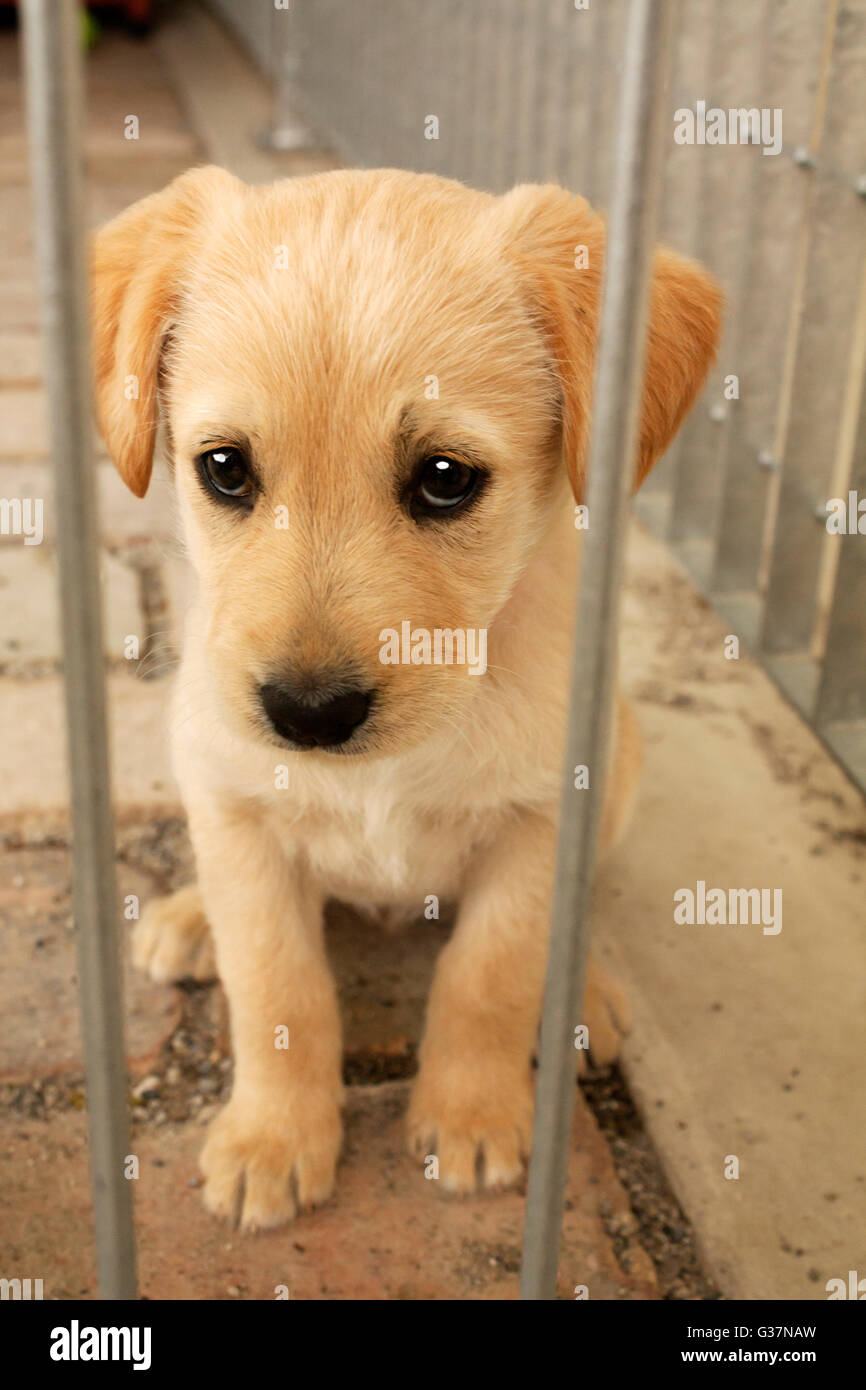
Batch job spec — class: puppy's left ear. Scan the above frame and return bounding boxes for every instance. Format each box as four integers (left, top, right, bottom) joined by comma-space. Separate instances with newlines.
91, 165, 245, 497
498, 184, 723, 499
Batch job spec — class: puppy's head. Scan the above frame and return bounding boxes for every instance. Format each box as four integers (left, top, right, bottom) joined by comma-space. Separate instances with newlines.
92, 167, 721, 757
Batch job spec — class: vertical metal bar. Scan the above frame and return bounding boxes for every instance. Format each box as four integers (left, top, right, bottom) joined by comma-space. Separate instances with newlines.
536, 0, 572, 186
491, 0, 523, 193
760, 0, 866, 662
468, 0, 496, 189
446, 0, 475, 183
655, 0, 723, 536
583, 0, 612, 209
584, 2, 630, 214
637, 0, 708, 513
21, 0, 136, 1301
710, 0, 829, 613
393, 0, 425, 173
520, 0, 675, 1301
355, 0, 377, 168
325, 0, 357, 165
667, 0, 770, 577
559, 0, 598, 197
261, 0, 315, 153
513, 0, 543, 185
655, 0, 709, 258
815, 261, 866, 728
416, 0, 446, 177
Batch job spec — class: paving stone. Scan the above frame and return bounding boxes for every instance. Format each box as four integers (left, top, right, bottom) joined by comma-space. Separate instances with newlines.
0, 260, 37, 328
0, 389, 114, 461
0, 546, 142, 672
0, 459, 177, 545
85, 84, 200, 162
0, 333, 41, 386
85, 31, 182, 92
328, 900, 446, 1067
0, 183, 34, 261
0, 388, 47, 456
0, 1087, 657, 1300
0, 847, 180, 1082
0, 672, 178, 822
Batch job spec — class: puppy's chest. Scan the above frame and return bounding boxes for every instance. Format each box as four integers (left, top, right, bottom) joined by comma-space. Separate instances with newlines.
268, 792, 480, 907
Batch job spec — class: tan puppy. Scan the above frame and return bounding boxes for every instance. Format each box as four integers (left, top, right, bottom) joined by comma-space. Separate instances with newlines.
92, 166, 721, 1231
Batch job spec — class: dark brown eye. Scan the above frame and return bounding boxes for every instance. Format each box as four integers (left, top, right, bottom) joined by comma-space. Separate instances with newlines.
413, 456, 479, 515
198, 447, 254, 505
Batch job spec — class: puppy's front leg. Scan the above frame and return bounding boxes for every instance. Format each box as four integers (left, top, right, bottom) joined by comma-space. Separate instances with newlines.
408, 810, 556, 1193
189, 800, 342, 1231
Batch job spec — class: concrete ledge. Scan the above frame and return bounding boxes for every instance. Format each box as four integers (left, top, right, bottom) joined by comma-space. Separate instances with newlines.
602, 520, 866, 1300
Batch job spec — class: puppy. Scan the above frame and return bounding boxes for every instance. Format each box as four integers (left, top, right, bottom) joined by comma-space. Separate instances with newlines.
92, 166, 720, 1231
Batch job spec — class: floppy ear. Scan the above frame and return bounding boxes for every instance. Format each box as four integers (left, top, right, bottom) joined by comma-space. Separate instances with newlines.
499, 184, 723, 499
91, 165, 245, 497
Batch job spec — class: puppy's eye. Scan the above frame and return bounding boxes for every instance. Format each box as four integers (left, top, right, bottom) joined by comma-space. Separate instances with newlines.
412, 456, 479, 516
198, 447, 254, 505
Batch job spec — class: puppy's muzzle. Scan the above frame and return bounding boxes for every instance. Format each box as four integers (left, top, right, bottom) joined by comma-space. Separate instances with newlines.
259, 678, 374, 749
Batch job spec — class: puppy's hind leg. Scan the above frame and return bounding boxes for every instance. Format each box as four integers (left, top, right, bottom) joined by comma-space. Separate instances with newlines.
133, 883, 217, 983
582, 691, 641, 1066
598, 692, 643, 855
581, 954, 631, 1067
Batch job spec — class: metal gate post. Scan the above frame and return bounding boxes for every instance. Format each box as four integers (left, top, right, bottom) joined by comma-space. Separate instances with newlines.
21, 0, 137, 1300
260, 0, 315, 154
520, 0, 675, 1300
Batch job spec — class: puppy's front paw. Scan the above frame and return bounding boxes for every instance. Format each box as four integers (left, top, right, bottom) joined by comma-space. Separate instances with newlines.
407, 1061, 533, 1194
200, 1097, 341, 1232
133, 884, 216, 983
583, 955, 631, 1067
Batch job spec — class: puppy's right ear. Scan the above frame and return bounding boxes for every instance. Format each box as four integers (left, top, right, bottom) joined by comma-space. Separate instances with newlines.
497, 184, 722, 501
91, 165, 244, 497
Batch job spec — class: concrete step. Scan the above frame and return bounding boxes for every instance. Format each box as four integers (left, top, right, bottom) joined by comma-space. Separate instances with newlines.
607, 520, 866, 1300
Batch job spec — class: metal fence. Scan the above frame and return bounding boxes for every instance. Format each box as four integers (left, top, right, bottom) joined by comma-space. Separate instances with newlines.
218, 0, 866, 794
20, 0, 866, 1302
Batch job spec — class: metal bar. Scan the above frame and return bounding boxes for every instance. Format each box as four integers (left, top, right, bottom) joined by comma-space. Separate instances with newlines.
415, 0, 446, 177
536, 0, 571, 185
392, 0, 426, 174
585, 1, 631, 214
468, 0, 497, 189
583, 0, 613, 209
261, 0, 316, 153
446, 0, 476, 183
520, 0, 675, 1301
491, 0, 523, 193
760, 0, 866, 660
638, 0, 712, 513
656, 0, 723, 539
815, 259, 866, 727
710, 0, 829, 606
557, 0, 596, 196
321, 0, 356, 167
667, 0, 770, 575
513, 0, 543, 185
21, 0, 136, 1301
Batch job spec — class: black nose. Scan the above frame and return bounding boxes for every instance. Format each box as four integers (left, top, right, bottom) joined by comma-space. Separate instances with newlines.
259, 680, 373, 748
